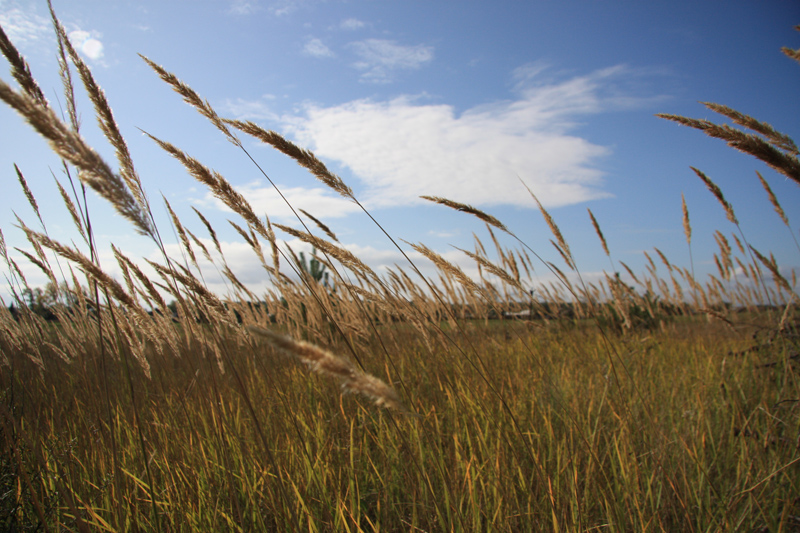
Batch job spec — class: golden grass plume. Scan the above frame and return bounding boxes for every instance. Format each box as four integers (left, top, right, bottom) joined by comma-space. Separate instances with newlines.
247, 325, 408, 413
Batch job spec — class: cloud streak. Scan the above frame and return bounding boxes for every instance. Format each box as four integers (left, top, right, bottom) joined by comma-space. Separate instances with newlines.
0, 6, 50, 47
348, 39, 433, 83
303, 37, 334, 58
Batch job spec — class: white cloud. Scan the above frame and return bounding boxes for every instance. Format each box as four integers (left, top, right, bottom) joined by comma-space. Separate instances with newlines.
0, 7, 50, 47
68, 29, 104, 61
303, 37, 334, 58
223, 96, 278, 121
348, 39, 433, 83
228, 0, 261, 15
282, 66, 648, 210
340, 18, 365, 30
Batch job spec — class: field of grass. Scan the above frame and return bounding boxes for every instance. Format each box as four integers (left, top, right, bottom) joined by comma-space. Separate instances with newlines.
1, 7, 799, 532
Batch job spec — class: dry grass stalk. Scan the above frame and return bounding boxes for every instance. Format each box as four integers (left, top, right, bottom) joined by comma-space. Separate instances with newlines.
147, 259, 230, 322
525, 186, 573, 269
54, 178, 87, 242
691, 167, 738, 224
264, 215, 281, 274
750, 246, 793, 294
550, 240, 572, 270
547, 263, 572, 293
713, 255, 726, 282
50, 12, 150, 213
186, 228, 212, 263
192, 207, 223, 255
144, 132, 269, 239
14, 164, 44, 227
516, 250, 531, 280
274, 223, 377, 281
0, 79, 154, 237
713, 231, 733, 275
49, 4, 79, 131
112, 246, 168, 312
457, 247, 523, 292
681, 193, 691, 246
139, 54, 237, 144
783, 47, 800, 63
731, 232, 746, 255
13, 248, 50, 278
782, 26, 800, 61
506, 251, 521, 285
756, 171, 789, 226
8, 257, 28, 288
164, 197, 199, 270
701, 102, 798, 155
587, 209, 609, 256
246, 325, 407, 412
658, 114, 800, 186
222, 264, 256, 300
619, 261, 641, 287
407, 241, 485, 297
31, 231, 140, 313
643, 251, 656, 275
229, 220, 255, 248
299, 209, 338, 242
224, 119, 354, 199
420, 196, 508, 233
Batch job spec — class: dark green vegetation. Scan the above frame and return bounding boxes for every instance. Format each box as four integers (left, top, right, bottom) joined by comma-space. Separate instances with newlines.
0, 7, 798, 532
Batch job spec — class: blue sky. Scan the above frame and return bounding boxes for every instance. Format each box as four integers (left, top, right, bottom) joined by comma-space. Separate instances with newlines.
1, 0, 799, 302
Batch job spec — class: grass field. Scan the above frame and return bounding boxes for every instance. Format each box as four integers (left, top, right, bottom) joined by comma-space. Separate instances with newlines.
1, 7, 799, 532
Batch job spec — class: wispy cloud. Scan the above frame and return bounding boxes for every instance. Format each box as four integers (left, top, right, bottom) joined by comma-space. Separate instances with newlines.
68, 29, 104, 61
340, 18, 365, 30
223, 95, 278, 121
348, 39, 433, 83
228, 0, 262, 15
0, 6, 50, 48
303, 37, 334, 58
284, 65, 659, 209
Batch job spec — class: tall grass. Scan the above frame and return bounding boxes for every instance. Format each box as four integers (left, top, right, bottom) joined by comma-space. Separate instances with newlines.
0, 7, 798, 532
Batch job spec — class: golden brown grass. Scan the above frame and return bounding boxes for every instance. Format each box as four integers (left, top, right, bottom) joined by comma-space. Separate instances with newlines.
247, 325, 407, 413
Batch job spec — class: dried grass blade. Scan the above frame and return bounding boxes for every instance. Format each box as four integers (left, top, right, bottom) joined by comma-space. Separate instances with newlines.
247, 325, 408, 413
273, 224, 377, 280
701, 102, 798, 155
225, 119, 354, 199
420, 196, 508, 233
139, 54, 236, 143
756, 171, 789, 226
299, 209, 338, 242
691, 167, 738, 224
658, 114, 800, 186
0, 79, 154, 236
587, 209, 609, 256
50, 10, 149, 213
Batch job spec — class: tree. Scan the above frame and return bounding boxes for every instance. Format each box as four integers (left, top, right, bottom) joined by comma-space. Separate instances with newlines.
19, 282, 59, 320
298, 247, 331, 288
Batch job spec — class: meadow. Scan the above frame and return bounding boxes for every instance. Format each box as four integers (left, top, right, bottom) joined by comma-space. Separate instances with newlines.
1, 7, 799, 532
